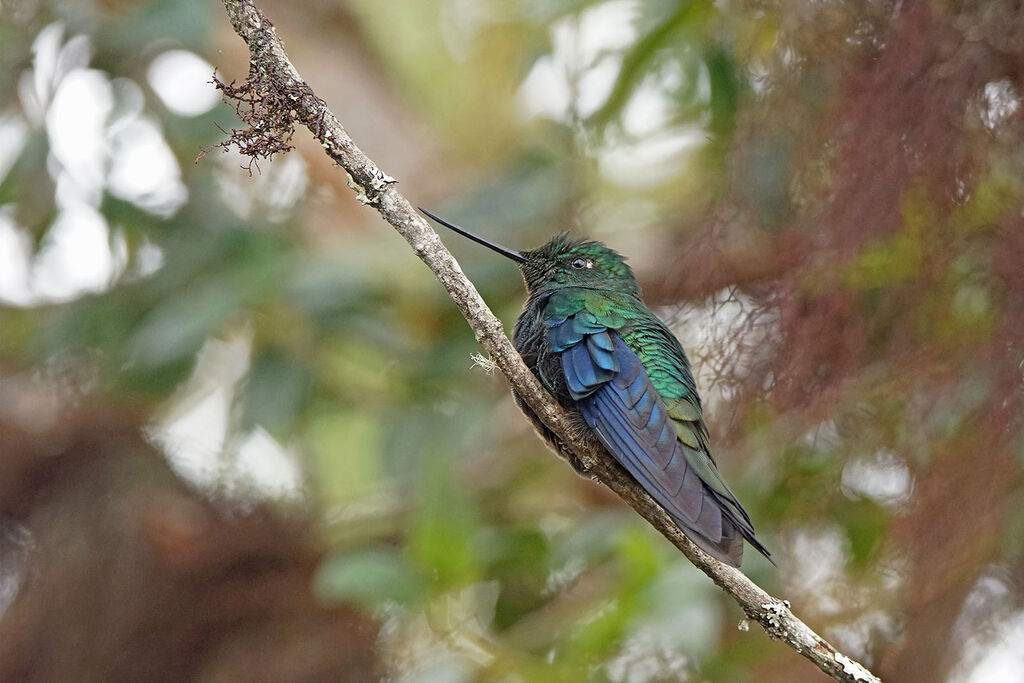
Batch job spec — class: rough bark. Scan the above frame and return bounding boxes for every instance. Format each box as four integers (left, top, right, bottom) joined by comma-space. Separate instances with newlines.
214, 1, 883, 680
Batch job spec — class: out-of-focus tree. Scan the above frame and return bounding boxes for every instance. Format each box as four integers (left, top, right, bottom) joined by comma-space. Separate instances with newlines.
0, 0, 1021, 681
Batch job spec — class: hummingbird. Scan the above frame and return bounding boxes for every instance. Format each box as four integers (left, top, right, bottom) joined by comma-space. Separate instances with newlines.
420, 209, 771, 567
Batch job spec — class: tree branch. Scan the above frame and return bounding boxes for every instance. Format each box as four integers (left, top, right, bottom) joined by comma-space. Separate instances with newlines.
214, 2, 882, 681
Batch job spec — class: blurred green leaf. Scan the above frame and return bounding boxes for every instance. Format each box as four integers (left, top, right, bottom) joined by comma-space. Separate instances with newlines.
951, 170, 1022, 235
842, 499, 889, 565
315, 546, 422, 607
407, 448, 481, 591
616, 527, 661, 591
1, 131, 56, 242
482, 526, 551, 630
307, 410, 385, 504
241, 349, 312, 432
705, 47, 740, 138
95, 0, 213, 59
127, 277, 246, 367
589, 0, 714, 128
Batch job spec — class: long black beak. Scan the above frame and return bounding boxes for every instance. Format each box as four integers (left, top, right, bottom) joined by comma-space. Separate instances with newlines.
419, 208, 526, 264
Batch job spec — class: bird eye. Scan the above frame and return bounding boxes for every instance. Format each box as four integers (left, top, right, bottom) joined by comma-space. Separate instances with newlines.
571, 258, 588, 269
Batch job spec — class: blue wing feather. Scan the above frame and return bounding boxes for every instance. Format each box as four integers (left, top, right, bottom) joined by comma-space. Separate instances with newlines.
547, 314, 765, 566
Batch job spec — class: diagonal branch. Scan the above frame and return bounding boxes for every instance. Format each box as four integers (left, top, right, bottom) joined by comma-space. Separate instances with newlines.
214, 2, 881, 681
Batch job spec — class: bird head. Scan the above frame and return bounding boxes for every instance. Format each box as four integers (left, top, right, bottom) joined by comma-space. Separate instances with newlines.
420, 209, 639, 297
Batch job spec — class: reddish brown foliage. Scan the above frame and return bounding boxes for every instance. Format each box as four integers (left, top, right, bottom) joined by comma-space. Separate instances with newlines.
657, 2, 1024, 680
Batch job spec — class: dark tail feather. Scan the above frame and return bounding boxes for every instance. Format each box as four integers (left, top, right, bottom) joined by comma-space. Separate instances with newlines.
685, 524, 746, 567
742, 527, 775, 566
677, 505, 774, 568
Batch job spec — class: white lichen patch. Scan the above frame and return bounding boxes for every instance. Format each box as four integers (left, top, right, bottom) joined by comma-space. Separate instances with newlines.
835, 652, 880, 682
470, 353, 498, 375
369, 168, 397, 192
761, 599, 789, 631
346, 171, 372, 205
344, 169, 394, 205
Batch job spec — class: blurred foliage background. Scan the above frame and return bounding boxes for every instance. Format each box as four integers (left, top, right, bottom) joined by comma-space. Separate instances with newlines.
1, 0, 1023, 681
